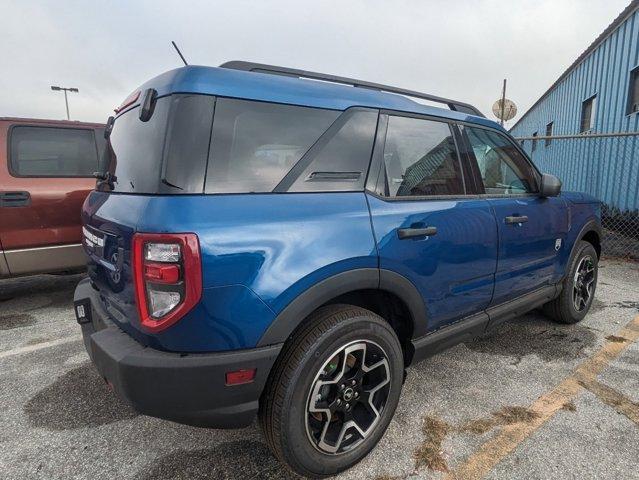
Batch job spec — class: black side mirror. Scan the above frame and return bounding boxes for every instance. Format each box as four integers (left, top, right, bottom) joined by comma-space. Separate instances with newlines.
540, 173, 561, 197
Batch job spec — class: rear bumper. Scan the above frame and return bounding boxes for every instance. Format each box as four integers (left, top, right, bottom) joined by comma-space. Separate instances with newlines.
74, 278, 282, 428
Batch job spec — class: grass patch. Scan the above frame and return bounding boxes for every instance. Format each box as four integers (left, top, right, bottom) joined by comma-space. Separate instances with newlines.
458, 418, 495, 435
561, 401, 577, 412
492, 406, 540, 425
414, 416, 451, 472
605, 335, 628, 343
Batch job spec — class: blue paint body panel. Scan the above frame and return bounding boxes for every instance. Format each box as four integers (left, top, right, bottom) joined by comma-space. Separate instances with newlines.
366, 194, 498, 331
84, 192, 377, 351
487, 196, 570, 305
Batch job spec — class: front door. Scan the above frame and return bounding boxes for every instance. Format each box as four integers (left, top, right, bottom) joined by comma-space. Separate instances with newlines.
462, 125, 569, 306
367, 114, 498, 333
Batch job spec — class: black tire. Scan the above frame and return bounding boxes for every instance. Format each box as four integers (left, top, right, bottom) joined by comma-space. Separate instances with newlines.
543, 240, 598, 324
259, 304, 404, 478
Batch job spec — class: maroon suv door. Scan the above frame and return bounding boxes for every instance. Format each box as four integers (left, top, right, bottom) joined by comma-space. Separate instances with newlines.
0, 118, 104, 276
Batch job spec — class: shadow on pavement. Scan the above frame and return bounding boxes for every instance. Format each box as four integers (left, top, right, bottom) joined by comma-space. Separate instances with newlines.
134, 440, 298, 480
0, 273, 85, 303
24, 362, 138, 430
0, 313, 36, 330
465, 315, 597, 362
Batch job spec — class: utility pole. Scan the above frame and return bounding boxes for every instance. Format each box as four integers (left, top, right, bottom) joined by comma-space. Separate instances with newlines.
500, 79, 507, 127
51, 85, 79, 120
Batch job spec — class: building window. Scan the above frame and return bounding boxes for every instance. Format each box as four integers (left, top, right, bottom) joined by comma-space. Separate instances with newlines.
580, 95, 597, 132
545, 122, 553, 147
628, 67, 639, 115
531, 132, 538, 152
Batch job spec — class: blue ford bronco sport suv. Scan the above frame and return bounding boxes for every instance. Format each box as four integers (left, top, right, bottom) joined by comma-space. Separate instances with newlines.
74, 62, 601, 477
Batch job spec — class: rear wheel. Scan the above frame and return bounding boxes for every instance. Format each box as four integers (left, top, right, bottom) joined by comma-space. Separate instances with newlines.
543, 240, 598, 324
259, 305, 404, 478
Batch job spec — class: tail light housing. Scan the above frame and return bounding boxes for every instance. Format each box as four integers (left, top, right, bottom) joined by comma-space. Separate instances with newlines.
132, 233, 202, 333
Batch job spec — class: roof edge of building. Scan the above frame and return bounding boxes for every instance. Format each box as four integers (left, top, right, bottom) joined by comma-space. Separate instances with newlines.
510, 0, 639, 132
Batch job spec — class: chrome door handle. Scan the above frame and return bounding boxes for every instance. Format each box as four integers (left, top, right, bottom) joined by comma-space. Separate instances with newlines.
397, 226, 438, 239
505, 215, 528, 224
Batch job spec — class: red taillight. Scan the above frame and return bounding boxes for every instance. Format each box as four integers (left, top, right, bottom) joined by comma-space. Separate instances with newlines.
144, 263, 180, 283
132, 233, 202, 333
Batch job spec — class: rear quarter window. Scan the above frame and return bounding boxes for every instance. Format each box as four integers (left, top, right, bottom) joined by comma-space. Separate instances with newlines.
9, 126, 98, 177
205, 99, 340, 193
285, 108, 378, 192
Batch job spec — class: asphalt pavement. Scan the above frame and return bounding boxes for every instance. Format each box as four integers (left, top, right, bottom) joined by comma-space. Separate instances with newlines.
0, 260, 637, 479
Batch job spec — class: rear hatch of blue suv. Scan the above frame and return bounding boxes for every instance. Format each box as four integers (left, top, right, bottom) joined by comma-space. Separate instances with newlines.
73, 89, 290, 428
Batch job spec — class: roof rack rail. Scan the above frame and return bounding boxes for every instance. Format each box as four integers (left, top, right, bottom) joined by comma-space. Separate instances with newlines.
220, 61, 485, 118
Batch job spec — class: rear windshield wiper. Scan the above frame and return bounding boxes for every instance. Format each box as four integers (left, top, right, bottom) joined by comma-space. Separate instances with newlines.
94, 171, 117, 190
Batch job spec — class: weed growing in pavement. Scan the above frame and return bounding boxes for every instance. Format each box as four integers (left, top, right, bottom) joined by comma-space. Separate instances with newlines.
413, 416, 451, 472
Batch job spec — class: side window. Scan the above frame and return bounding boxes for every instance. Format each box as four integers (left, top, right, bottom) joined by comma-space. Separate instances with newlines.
382, 116, 464, 197
205, 99, 339, 193
287, 109, 378, 192
580, 95, 597, 132
465, 126, 538, 195
627, 66, 639, 115
9, 126, 98, 177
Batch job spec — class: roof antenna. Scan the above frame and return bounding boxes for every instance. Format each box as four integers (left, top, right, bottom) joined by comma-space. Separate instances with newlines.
171, 41, 188, 66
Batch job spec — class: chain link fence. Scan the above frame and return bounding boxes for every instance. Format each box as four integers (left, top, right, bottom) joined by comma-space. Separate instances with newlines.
516, 132, 639, 261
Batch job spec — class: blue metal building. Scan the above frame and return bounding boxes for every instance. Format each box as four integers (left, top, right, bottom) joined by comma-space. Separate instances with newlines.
510, 0, 639, 213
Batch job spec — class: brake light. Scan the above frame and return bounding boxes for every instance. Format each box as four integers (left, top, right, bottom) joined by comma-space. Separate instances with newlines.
132, 233, 202, 333
114, 90, 140, 114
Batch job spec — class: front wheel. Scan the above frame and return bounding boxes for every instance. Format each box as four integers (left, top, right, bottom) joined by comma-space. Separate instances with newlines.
259, 305, 404, 478
543, 240, 598, 324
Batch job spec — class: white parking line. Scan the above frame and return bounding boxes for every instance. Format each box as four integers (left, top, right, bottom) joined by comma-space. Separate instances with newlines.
0, 335, 82, 360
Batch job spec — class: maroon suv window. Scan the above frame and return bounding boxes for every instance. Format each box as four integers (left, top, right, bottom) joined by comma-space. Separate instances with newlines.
10, 126, 98, 177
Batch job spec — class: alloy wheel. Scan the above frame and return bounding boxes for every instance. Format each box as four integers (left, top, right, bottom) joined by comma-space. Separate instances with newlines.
305, 340, 391, 455
572, 255, 595, 312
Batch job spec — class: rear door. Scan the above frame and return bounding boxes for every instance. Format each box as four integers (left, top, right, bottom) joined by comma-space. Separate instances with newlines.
0, 123, 101, 275
366, 113, 498, 334
461, 125, 569, 306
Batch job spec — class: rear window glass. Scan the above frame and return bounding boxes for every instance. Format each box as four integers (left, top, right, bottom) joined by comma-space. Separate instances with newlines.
104, 97, 171, 193
10, 126, 98, 177
205, 98, 339, 193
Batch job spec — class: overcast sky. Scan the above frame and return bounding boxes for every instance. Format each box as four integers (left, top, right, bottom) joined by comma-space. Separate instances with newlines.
1, 0, 631, 126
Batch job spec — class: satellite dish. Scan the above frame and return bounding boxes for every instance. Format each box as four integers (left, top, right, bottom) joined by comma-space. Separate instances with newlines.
492, 98, 517, 122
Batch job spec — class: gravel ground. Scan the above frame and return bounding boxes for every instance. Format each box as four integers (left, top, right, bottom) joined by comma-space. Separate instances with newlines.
0, 259, 637, 480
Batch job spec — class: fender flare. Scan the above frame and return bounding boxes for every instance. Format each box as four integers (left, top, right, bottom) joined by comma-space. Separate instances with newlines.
256, 268, 428, 346
571, 218, 602, 259
560, 218, 602, 283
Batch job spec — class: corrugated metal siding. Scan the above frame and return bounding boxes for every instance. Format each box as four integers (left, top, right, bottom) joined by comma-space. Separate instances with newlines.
511, 7, 639, 212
